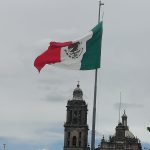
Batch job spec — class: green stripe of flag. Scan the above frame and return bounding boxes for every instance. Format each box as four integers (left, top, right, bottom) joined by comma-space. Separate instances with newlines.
80, 22, 103, 70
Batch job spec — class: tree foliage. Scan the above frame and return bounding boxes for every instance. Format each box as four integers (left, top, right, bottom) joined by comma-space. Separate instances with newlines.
147, 127, 150, 132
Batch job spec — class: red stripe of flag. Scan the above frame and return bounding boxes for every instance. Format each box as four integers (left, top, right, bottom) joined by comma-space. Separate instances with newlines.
34, 41, 72, 72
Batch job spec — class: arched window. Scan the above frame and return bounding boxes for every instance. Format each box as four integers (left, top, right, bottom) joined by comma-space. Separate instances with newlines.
73, 111, 77, 117
68, 132, 70, 138
72, 136, 77, 147
73, 111, 77, 124
79, 141, 81, 147
79, 132, 82, 138
79, 110, 82, 124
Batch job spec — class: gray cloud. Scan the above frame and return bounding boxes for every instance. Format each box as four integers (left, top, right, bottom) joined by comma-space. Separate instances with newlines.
43, 95, 67, 103
114, 102, 144, 109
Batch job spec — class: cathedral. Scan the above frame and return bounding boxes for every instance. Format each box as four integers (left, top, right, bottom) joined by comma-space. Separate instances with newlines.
96, 110, 142, 150
63, 84, 142, 150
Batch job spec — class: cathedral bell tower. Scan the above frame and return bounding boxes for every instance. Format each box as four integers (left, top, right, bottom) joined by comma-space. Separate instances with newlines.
64, 83, 89, 150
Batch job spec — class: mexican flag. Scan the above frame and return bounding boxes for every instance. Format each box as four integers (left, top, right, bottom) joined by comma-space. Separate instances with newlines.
34, 22, 103, 72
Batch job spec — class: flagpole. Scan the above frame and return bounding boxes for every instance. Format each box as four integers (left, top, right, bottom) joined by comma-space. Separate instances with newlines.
91, 1, 104, 150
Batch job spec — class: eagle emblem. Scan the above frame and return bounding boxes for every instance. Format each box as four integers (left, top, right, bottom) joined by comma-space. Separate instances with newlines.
64, 42, 84, 59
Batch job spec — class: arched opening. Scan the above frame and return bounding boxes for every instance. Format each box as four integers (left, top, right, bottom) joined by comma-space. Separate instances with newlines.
70, 110, 72, 122
79, 132, 82, 138
68, 132, 70, 138
79, 110, 82, 124
73, 111, 77, 124
79, 141, 81, 147
72, 136, 77, 147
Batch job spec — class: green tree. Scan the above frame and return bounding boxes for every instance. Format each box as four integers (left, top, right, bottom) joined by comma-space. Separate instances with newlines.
147, 127, 150, 132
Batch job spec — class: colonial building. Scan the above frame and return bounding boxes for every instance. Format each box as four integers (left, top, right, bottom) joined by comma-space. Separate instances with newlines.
97, 111, 142, 150
63, 84, 142, 150
64, 83, 90, 150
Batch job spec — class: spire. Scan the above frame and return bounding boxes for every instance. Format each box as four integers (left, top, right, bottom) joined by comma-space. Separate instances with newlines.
122, 110, 127, 127
73, 82, 83, 100
101, 135, 105, 142
122, 110, 127, 119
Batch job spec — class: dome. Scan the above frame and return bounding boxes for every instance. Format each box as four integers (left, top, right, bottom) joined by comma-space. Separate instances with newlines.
73, 83, 83, 100
125, 130, 135, 138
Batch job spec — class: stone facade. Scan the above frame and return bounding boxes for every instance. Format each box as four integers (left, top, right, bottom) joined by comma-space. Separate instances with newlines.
63, 84, 142, 150
97, 111, 142, 150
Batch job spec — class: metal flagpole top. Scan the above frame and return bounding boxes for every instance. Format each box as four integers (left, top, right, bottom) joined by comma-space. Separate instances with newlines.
98, 1, 104, 23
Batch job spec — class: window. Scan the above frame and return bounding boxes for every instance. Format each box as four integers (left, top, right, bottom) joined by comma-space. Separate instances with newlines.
79, 141, 81, 146
73, 111, 77, 117
79, 132, 82, 138
72, 136, 77, 147
73, 111, 78, 124
79, 110, 82, 124
68, 132, 70, 138
70, 110, 72, 122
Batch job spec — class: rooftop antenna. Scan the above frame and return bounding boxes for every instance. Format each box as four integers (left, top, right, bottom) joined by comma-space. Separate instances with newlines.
119, 92, 122, 123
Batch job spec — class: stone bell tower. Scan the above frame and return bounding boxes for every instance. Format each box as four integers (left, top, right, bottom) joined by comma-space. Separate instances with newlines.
64, 83, 89, 150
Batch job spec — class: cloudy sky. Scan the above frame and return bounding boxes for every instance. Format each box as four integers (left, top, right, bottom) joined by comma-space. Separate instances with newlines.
0, 0, 150, 149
